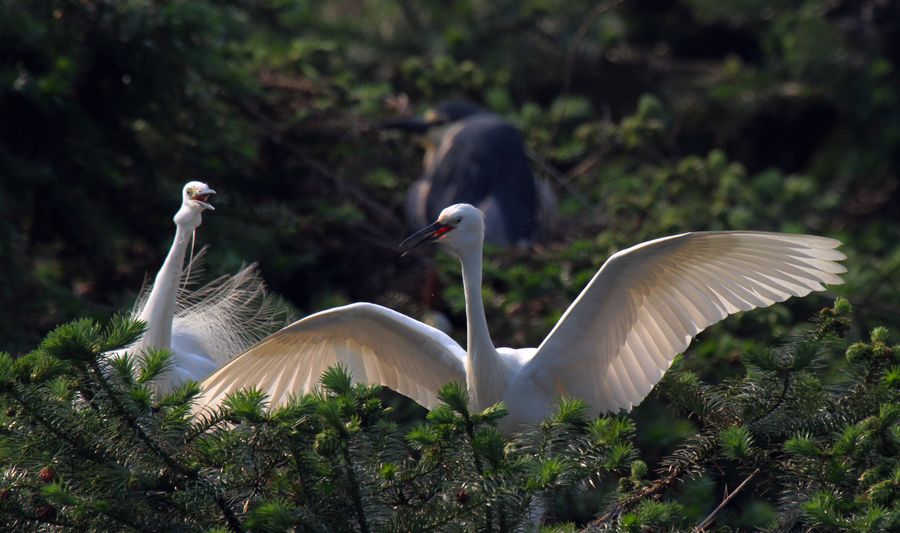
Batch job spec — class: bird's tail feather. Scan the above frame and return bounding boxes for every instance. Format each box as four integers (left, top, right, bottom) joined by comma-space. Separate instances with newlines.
132, 246, 292, 367
172, 261, 292, 366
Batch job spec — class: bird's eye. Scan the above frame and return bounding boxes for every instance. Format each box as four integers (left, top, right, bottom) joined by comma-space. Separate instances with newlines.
455, 217, 462, 224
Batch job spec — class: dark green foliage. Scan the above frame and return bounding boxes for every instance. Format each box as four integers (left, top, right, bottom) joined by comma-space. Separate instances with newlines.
0, 305, 898, 531
586, 299, 899, 532
0, 317, 638, 531
3, 0, 899, 356
2, 0, 900, 530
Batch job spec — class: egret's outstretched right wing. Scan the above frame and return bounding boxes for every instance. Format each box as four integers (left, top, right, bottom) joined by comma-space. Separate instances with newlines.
520, 231, 846, 414
194, 303, 467, 412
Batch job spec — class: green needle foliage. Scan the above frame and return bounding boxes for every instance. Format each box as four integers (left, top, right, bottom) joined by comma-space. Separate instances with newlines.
585, 297, 899, 532
1, 297, 896, 531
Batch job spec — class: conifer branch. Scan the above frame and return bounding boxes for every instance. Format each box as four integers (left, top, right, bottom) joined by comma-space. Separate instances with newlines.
184, 407, 233, 444
87, 359, 188, 475
289, 446, 312, 505
340, 443, 370, 533
463, 414, 493, 532
748, 375, 790, 426
85, 359, 244, 532
587, 433, 718, 528
11, 386, 105, 464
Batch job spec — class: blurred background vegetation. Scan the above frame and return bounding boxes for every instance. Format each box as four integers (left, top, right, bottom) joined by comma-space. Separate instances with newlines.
2, 0, 899, 528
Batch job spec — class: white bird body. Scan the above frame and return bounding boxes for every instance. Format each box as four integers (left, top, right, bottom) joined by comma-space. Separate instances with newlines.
113, 181, 286, 393
195, 204, 845, 433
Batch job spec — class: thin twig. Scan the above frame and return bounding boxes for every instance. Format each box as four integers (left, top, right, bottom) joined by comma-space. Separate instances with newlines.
464, 414, 493, 532
748, 375, 790, 425
526, 149, 594, 213
12, 386, 106, 464
341, 444, 370, 533
586, 466, 683, 528
540, 0, 626, 167
235, 97, 404, 240
693, 468, 760, 532
564, 151, 605, 183
585, 433, 717, 529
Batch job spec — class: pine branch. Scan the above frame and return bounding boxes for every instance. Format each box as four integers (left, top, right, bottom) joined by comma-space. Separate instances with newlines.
340, 443, 370, 533
587, 433, 717, 528
10, 385, 106, 464
463, 414, 493, 532
184, 406, 233, 444
748, 374, 791, 426
289, 446, 313, 506
87, 359, 188, 475
9, 507, 80, 530
85, 359, 244, 532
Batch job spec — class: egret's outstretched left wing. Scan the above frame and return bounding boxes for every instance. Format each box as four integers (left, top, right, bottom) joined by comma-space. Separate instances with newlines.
194, 303, 467, 412
519, 231, 846, 413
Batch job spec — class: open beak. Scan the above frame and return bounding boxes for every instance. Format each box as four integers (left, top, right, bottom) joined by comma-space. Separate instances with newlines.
192, 187, 216, 210
380, 116, 432, 134
399, 220, 453, 255
191, 187, 216, 211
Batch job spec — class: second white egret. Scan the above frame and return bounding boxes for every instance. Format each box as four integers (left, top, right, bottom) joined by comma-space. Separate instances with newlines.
113, 181, 287, 393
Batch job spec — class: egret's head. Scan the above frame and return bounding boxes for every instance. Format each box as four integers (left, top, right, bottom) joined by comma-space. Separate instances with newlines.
399, 203, 485, 255
182, 181, 216, 211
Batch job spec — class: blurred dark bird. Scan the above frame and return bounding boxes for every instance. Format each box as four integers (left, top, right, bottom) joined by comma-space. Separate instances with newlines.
384, 101, 556, 247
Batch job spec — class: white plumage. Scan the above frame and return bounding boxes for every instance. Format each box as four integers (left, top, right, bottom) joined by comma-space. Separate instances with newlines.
194, 204, 845, 433
112, 182, 287, 393
196, 303, 465, 411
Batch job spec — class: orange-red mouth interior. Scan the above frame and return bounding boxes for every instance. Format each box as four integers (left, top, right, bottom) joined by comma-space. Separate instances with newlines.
433, 226, 453, 239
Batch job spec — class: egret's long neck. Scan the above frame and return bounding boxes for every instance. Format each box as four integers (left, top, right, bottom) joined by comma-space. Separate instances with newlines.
137, 205, 199, 350
458, 245, 505, 410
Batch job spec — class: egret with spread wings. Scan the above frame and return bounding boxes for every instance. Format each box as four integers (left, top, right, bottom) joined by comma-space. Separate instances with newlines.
195, 204, 845, 433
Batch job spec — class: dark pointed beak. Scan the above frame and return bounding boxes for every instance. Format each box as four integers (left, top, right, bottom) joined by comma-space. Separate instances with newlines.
399, 221, 451, 255
380, 117, 431, 134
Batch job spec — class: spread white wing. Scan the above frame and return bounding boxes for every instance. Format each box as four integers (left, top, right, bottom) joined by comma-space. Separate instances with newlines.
194, 302, 467, 412
520, 231, 846, 413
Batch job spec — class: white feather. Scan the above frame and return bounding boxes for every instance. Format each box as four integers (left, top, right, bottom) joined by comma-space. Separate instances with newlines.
194, 204, 846, 434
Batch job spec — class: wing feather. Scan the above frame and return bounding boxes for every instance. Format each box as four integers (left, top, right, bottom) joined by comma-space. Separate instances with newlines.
521, 231, 845, 413
194, 303, 467, 412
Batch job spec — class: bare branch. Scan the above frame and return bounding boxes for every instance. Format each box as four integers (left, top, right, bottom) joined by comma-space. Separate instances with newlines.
693, 468, 760, 532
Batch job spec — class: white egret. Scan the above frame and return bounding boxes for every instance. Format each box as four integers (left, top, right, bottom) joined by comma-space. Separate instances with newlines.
115, 181, 286, 393
195, 204, 845, 432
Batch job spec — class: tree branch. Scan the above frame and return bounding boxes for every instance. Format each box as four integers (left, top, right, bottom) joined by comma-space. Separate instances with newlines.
86, 360, 244, 533
693, 468, 760, 532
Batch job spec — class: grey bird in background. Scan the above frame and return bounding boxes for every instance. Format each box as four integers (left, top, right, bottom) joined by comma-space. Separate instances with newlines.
384, 101, 556, 247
